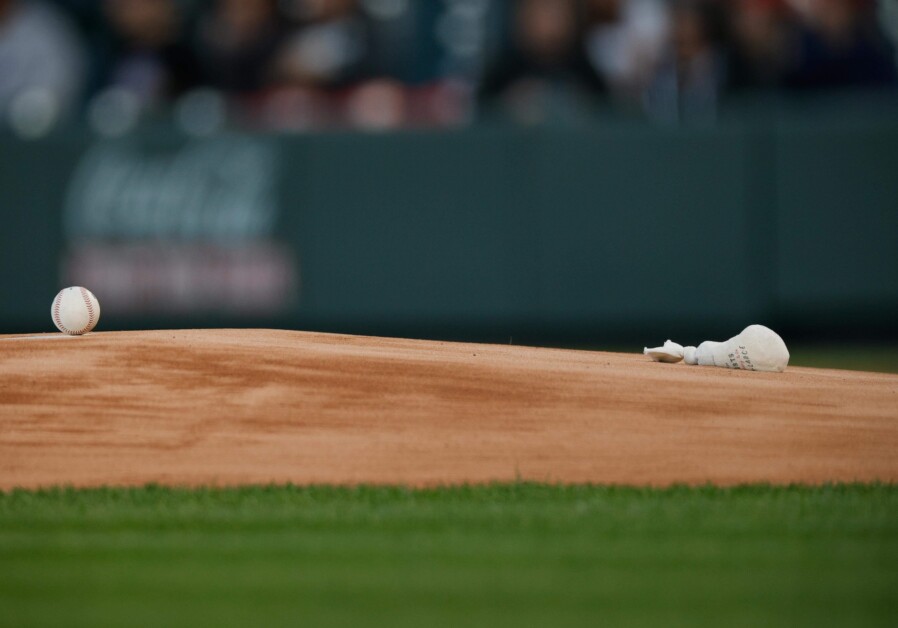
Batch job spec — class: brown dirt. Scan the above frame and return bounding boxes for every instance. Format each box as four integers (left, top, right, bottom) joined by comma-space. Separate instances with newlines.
1, 329, 896, 489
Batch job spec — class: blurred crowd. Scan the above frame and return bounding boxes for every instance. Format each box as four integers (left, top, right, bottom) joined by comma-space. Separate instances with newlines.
1, 0, 897, 135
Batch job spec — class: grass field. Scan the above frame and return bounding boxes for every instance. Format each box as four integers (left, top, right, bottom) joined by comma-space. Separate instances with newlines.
1, 484, 896, 627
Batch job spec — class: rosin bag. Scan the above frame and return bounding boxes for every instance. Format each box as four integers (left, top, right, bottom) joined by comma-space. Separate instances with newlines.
643, 325, 790, 373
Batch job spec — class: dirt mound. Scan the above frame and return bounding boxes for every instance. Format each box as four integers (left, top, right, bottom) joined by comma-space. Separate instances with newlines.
1, 329, 896, 488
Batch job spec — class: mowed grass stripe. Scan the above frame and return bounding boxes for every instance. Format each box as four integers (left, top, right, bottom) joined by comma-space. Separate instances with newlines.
1, 484, 896, 628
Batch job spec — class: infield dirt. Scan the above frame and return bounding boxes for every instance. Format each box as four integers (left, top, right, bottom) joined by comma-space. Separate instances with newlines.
1, 329, 896, 489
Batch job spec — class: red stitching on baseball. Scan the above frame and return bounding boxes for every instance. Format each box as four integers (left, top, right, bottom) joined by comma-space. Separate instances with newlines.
52, 293, 73, 334
79, 287, 95, 333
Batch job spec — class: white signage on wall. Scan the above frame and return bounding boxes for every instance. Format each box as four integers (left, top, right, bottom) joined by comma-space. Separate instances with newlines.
65, 135, 278, 240
62, 135, 296, 316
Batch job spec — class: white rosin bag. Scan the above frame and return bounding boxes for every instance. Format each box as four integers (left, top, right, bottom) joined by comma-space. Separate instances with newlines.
643, 325, 789, 372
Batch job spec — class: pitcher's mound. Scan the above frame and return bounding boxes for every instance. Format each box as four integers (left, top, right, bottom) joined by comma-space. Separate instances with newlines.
1, 329, 896, 488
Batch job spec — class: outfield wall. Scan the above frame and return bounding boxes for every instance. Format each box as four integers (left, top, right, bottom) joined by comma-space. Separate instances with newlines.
1, 108, 896, 343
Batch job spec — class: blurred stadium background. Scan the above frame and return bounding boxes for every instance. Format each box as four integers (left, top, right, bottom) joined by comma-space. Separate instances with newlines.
1, 0, 897, 353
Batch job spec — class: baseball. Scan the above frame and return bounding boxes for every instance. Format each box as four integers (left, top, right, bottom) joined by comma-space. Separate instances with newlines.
51, 287, 101, 335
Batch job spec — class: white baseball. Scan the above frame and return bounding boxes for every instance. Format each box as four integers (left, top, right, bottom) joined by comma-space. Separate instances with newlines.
51, 287, 101, 335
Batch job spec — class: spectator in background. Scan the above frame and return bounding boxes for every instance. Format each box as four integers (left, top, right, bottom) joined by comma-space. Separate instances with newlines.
727, 0, 797, 92
0, 0, 86, 131
275, 0, 434, 131
243, 0, 374, 129
644, 0, 727, 123
196, 0, 285, 95
274, 0, 370, 89
479, 0, 607, 124
96, 0, 199, 107
787, 0, 896, 89
584, 0, 670, 107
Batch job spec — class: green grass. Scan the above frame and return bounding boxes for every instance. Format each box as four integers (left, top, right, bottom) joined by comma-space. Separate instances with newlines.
1, 484, 897, 628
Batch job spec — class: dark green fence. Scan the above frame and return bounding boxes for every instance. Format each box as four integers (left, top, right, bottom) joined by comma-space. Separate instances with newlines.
1, 112, 896, 343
